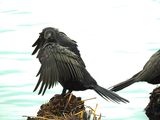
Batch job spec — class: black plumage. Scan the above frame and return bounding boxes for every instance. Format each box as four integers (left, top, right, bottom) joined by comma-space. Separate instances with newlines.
110, 50, 160, 92
32, 27, 129, 103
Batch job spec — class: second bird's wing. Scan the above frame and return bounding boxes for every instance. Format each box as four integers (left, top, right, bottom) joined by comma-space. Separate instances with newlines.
34, 43, 84, 95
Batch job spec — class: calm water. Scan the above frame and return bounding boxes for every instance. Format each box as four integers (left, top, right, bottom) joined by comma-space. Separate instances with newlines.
1, 0, 160, 120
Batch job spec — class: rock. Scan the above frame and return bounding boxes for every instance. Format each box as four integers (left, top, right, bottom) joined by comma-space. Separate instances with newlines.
145, 86, 160, 120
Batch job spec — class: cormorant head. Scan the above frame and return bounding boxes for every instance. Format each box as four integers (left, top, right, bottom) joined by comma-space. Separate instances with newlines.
32, 27, 59, 55
42, 27, 59, 42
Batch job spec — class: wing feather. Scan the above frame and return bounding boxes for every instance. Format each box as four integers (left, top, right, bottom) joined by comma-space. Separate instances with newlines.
34, 43, 84, 95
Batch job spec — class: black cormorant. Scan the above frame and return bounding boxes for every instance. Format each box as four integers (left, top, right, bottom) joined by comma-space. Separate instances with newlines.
110, 50, 160, 92
32, 27, 129, 103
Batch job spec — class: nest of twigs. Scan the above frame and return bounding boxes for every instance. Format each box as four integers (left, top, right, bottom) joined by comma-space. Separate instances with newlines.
25, 94, 100, 120
145, 86, 160, 120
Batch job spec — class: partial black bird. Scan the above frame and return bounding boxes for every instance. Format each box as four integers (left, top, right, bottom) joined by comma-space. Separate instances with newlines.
32, 27, 129, 103
110, 50, 160, 92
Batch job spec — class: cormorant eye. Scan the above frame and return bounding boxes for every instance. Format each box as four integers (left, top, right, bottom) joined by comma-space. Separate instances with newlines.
44, 31, 53, 39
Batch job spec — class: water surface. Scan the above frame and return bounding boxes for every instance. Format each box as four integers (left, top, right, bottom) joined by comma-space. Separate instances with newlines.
1, 0, 160, 120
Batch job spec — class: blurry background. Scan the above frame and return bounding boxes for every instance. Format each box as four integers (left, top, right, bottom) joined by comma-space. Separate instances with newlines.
0, 0, 160, 119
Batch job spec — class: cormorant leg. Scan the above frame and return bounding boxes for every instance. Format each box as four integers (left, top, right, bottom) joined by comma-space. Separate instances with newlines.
64, 90, 72, 97
67, 90, 72, 94
61, 88, 67, 96
63, 90, 73, 114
